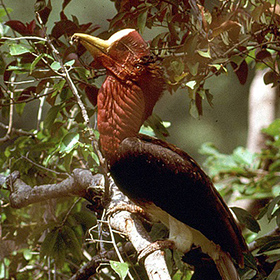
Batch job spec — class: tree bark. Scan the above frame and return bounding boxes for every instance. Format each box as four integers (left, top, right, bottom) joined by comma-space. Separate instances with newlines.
247, 69, 277, 153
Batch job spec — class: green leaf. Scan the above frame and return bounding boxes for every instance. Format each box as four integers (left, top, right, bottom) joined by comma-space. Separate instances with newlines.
232, 147, 256, 166
23, 248, 32, 260
110, 261, 129, 280
186, 80, 197, 90
197, 49, 211, 58
52, 230, 66, 267
64, 152, 74, 173
40, 228, 59, 259
73, 211, 97, 228
9, 44, 32, 56
137, 10, 148, 34
30, 54, 45, 73
0, 7, 13, 20
267, 269, 280, 280
61, 226, 82, 260
257, 236, 280, 254
50, 61, 61, 71
263, 119, 280, 137
44, 105, 61, 129
187, 61, 199, 76
64, 59, 75, 67
267, 196, 280, 221
231, 207, 260, 233
15, 102, 26, 115
0, 23, 4, 37
60, 132, 79, 154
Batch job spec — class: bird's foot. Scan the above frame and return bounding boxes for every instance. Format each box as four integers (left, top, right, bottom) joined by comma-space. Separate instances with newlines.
138, 240, 175, 263
107, 203, 147, 219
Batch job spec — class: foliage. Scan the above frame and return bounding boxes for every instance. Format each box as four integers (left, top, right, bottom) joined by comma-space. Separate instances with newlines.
0, 0, 280, 279
201, 119, 280, 279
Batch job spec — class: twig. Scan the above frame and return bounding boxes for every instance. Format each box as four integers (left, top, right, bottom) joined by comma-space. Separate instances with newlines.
0, 122, 33, 136
60, 198, 81, 226
36, 82, 49, 131
0, 80, 14, 143
69, 242, 135, 280
1, 36, 47, 42
21, 155, 65, 175
108, 220, 134, 280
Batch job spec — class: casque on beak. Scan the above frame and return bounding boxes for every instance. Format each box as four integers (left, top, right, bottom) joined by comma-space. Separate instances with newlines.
72, 33, 111, 57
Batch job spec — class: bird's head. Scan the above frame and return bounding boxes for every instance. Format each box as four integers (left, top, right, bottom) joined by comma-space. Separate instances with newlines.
72, 29, 164, 98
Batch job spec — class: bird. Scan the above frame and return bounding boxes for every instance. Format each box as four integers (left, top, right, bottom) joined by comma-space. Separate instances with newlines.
72, 29, 248, 280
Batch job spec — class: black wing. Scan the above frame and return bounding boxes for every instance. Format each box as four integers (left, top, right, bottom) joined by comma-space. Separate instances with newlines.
109, 135, 247, 265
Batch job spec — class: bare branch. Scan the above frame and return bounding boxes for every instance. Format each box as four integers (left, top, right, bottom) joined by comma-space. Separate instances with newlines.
36, 82, 49, 131
6, 169, 104, 208
1, 36, 47, 42
0, 122, 34, 137
0, 85, 14, 143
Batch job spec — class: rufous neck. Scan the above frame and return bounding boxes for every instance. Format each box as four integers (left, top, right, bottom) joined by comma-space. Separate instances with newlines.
97, 75, 146, 159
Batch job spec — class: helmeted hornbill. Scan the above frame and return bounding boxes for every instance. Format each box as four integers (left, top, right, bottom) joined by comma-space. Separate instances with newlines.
72, 29, 248, 280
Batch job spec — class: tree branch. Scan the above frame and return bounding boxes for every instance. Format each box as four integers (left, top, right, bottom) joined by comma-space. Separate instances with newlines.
6, 170, 171, 280
6, 169, 104, 208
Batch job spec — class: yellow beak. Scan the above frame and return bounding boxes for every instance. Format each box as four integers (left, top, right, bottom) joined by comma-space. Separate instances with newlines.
72, 33, 110, 57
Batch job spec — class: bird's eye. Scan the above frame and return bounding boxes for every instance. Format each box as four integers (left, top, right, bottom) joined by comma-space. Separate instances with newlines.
136, 65, 141, 69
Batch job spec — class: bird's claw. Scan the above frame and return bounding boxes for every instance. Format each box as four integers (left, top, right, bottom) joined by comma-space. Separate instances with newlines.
138, 240, 175, 263
106, 203, 146, 217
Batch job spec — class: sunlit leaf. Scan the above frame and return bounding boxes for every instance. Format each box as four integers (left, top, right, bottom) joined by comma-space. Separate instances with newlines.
197, 49, 211, 58
186, 80, 196, 90
232, 147, 257, 166
9, 44, 32, 56
263, 119, 280, 137
64, 59, 75, 67
110, 261, 129, 280
50, 61, 61, 71
60, 132, 79, 154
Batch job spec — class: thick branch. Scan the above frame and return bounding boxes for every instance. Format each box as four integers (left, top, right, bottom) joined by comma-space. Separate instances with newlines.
108, 182, 171, 280
7, 169, 104, 208
247, 69, 277, 153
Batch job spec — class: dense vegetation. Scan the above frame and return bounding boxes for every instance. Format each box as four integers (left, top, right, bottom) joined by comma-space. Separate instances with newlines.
1, 0, 280, 279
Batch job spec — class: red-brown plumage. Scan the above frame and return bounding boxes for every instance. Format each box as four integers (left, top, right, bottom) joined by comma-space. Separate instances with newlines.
73, 29, 248, 279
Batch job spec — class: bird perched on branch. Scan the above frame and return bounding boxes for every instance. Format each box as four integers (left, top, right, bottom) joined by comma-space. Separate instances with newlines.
72, 29, 247, 280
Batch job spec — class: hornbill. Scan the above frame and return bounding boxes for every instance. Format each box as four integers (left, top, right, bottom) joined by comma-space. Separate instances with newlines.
72, 29, 248, 280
